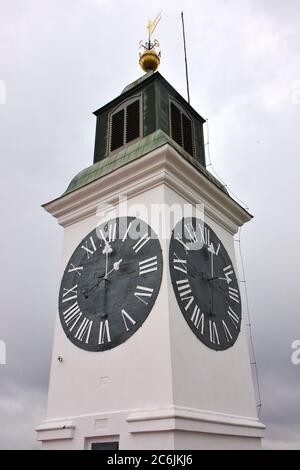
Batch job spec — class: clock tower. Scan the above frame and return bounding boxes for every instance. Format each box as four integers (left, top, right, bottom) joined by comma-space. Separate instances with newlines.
37, 37, 265, 450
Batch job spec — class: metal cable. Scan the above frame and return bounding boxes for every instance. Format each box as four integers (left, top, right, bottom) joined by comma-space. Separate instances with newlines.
203, 119, 262, 415
236, 228, 263, 416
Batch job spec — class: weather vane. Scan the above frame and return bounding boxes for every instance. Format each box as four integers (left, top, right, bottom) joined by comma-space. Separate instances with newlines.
139, 11, 162, 73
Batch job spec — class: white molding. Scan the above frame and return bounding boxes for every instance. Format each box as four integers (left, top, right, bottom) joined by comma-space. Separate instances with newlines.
127, 406, 265, 438
36, 420, 75, 441
36, 406, 265, 443
43, 145, 251, 234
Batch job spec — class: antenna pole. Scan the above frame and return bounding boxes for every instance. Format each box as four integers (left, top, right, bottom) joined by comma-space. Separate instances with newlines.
181, 11, 191, 104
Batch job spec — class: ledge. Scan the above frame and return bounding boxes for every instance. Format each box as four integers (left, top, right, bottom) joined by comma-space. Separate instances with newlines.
36, 420, 75, 442
63, 130, 225, 197
43, 144, 252, 233
127, 406, 265, 438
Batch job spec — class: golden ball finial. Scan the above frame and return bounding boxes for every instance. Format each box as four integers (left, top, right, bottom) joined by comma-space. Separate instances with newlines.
139, 12, 162, 73
139, 49, 160, 73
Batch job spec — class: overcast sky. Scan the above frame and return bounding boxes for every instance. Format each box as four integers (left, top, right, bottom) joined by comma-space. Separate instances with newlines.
0, 0, 300, 449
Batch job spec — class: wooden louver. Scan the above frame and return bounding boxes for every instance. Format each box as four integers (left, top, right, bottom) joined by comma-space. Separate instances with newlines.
126, 100, 140, 144
110, 109, 125, 152
110, 99, 140, 153
170, 102, 194, 157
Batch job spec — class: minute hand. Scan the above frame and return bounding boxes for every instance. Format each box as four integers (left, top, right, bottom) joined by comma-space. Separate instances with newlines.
206, 276, 229, 282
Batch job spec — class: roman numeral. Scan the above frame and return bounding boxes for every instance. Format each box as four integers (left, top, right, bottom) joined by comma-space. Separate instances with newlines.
176, 279, 194, 311
184, 223, 198, 243
173, 253, 187, 274
121, 309, 137, 332
175, 234, 190, 251
222, 320, 232, 342
176, 278, 192, 297
81, 236, 97, 258
223, 265, 234, 284
209, 320, 220, 345
229, 287, 240, 303
139, 256, 158, 275
227, 306, 240, 329
122, 221, 133, 242
108, 222, 117, 242
132, 233, 150, 254
215, 243, 221, 256
68, 264, 83, 276
198, 223, 210, 246
74, 317, 93, 344
62, 285, 78, 303
99, 320, 111, 345
134, 285, 154, 305
63, 302, 82, 330
100, 223, 117, 244
191, 305, 204, 334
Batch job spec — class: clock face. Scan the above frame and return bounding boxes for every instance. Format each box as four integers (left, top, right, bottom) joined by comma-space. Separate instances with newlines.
59, 217, 163, 352
169, 217, 241, 351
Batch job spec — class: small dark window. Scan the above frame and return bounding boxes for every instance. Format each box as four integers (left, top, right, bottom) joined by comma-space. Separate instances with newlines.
109, 98, 141, 153
110, 109, 125, 152
126, 100, 140, 143
182, 113, 193, 155
170, 101, 194, 157
170, 102, 182, 146
91, 442, 119, 451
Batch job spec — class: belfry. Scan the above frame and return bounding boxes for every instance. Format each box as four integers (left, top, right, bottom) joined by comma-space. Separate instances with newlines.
37, 16, 265, 450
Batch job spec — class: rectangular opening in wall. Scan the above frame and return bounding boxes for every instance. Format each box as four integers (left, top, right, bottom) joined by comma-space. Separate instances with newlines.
170, 99, 195, 158
110, 109, 125, 152
91, 441, 119, 450
170, 102, 182, 146
182, 113, 193, 156
126, 100, 140, 144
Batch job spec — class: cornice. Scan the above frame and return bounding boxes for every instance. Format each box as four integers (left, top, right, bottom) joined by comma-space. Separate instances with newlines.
126, 405, 265, 437
43, 144, 252, 234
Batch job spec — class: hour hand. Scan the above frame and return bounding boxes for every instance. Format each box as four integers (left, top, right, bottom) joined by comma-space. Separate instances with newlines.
98, 277, 109, 318
106, 259, 123, 278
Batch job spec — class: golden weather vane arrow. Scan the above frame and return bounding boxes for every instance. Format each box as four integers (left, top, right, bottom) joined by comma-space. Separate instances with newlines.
147, 10, 162, 41
139, 11, 162, 73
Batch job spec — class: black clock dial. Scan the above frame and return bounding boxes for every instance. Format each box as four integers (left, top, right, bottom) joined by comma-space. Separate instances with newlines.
169, 217, 241, 351
59, 217, 163, 352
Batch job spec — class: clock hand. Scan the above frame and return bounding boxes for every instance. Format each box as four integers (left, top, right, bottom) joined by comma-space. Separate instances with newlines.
83, 259, 123, 300
83, 274, 107, 298
104, 248, 109, 278
100, 257, 124, 316
211, 280, 215, 317
98, 277, 110, 319
102, 240, 113, 254
106, 259, 123, 278
83, 282, 99, 298
92, 259, 123, 315
102, 239, 113, 278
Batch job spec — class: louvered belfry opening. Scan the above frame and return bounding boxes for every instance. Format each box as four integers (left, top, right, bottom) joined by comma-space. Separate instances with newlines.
110, 109, 125, 152
170, 102, 182, 146
126, 100, 140, 143
109, 98, 141, 153
170, 101, 194, 157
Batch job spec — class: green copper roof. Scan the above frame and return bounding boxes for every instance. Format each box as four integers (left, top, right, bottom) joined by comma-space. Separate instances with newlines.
121, 71, 154, 94
64, 129, 227, 196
